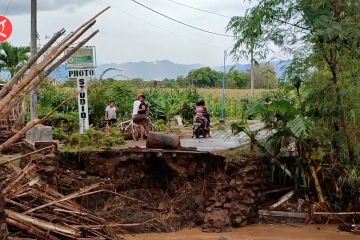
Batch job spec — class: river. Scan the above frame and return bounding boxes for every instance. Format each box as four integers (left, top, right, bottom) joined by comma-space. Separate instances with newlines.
128, 224, 358, 240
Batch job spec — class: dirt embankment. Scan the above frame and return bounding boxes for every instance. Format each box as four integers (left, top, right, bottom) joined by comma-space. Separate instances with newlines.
28, 149, 273, 233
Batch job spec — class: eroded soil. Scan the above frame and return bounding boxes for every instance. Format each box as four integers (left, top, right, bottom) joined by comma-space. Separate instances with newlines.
128, 224, 359, 240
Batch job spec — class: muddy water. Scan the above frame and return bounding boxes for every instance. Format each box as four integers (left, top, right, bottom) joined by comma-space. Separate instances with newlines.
128, 224, 358, 240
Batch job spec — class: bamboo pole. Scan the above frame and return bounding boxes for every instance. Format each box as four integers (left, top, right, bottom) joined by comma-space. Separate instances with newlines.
6, 210, 79, 236
0, 8, 108, 116
24, 184, 101, 214
6, 217, 59, 240
0, 29, 66, 99
309, 162, 325, 204
0, 145, 54, 166
269, 190, 295, 210
0, 80, 95, 153
0, 27, 99, 122
0, 21, 97, 114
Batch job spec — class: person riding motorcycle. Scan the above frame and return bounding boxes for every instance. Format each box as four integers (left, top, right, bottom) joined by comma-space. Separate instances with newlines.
194, 99, 210, 132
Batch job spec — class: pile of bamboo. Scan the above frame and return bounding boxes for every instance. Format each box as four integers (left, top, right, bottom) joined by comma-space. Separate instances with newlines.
0, 7, 111, 153
0, 160, 125, 239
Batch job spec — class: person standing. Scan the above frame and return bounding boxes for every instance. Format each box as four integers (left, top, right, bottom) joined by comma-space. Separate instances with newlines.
105, 100, 117, 126
132, 93, 148, 140
132, 93, 142, 117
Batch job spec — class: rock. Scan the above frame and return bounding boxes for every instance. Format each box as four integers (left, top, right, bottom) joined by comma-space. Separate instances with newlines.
223, 203, 232, 209
43, 166, 56, 172
229, 179, 236, 188
225, 191, 233, 199
44, 153, 58, 161
79, 170, 87, 176
30, 153, 44, 162
194, 195, 204, 206
157, 202, 167, 211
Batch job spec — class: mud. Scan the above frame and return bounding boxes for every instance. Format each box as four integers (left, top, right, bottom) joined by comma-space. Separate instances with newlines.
30, 149, 276, 233
128, 224, 359, 240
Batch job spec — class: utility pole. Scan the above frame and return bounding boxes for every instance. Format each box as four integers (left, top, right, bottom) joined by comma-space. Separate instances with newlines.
250, 44, 255, 96
220, 49, 227, 123
30, 0, 38, 120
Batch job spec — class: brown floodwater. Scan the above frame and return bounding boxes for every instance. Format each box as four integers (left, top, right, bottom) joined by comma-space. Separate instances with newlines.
127, 224, 359, 240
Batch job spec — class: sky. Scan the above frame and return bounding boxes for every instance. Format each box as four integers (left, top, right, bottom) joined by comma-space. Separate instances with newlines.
0, 0, 277, 66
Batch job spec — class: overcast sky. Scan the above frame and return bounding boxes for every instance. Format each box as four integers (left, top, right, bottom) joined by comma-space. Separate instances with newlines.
0, 0, 278, 66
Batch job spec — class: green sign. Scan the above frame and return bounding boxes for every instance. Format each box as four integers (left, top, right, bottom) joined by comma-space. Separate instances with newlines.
66, 46, 96, 69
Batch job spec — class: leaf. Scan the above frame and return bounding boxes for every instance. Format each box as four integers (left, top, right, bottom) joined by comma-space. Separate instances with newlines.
287, 115, 313, 138
247, 103, 267, 116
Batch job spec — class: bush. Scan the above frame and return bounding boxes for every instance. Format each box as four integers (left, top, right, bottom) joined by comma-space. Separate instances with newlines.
57, 127, 125, 151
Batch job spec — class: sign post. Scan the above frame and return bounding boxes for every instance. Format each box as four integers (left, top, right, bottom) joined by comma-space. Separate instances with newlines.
66, 46, 96, 134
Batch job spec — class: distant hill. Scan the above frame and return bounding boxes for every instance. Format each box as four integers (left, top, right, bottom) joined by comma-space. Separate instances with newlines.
96, 60, 202, 80
1, 60, 290, 81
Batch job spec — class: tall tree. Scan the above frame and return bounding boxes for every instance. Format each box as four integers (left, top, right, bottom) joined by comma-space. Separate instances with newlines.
0, 42, 30, 79
253, 64, 277, 89
187, 67, 222, 88
227, 70, 250, 88
227, 0, 360, 204
227, 0, 360, 161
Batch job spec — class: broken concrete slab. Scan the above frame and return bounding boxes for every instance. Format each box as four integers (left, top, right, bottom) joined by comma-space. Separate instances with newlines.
26, 124, 53, 143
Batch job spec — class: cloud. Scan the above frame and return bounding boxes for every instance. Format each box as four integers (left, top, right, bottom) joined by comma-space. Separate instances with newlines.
1, 0, 96, 16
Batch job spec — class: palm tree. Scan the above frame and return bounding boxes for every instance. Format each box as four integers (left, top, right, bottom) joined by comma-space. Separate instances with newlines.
0, 42, 30, 79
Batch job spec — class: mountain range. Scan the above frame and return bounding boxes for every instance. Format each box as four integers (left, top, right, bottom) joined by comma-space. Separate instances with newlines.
1, 60, 290, 81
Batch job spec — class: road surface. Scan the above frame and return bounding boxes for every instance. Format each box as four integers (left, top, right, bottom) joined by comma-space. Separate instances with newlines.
181, 123, 270, 152
125, 123, 270, 152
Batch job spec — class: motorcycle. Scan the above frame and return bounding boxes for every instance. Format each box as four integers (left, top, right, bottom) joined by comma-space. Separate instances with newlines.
192, 116, 210, 138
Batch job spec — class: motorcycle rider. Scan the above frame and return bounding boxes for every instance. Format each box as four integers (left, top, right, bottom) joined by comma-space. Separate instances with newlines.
195, 99, 210, 134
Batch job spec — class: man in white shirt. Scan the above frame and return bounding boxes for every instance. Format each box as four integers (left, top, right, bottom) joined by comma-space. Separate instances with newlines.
105, 100, 117, 126
132, 93, 149, 140
132, 97, 141, 117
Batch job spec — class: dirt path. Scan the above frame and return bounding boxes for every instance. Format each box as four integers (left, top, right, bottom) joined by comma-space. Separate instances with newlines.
128, 224, 358, 240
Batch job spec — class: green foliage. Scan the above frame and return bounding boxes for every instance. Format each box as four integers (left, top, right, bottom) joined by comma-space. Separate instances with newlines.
38, 81, 77, 117
227, 0, 360, 207
143, 87, 200, 122
160, 67, 277, 89
227, 70, 250, 88
88, 80, 135, 125
154, 120, 171, 132
59, 127, 125, 151
0, 42, 30, 78
253, 64, 278, 89
187, 67, 223, 88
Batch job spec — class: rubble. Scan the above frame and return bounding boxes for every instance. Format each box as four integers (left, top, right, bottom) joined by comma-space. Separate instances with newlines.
0, 159, 126, 239
202, 156, 271, 232
24, 149, 273, 233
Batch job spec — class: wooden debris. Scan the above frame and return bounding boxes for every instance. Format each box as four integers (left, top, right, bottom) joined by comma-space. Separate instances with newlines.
269, 190, 295, 210
1, 162, 120, 239
259, 210, 308, 219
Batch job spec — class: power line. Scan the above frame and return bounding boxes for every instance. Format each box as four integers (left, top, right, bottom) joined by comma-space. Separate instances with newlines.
164, 0, 231, 19
129, 0, 234, 37
95, 0, 222, 48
